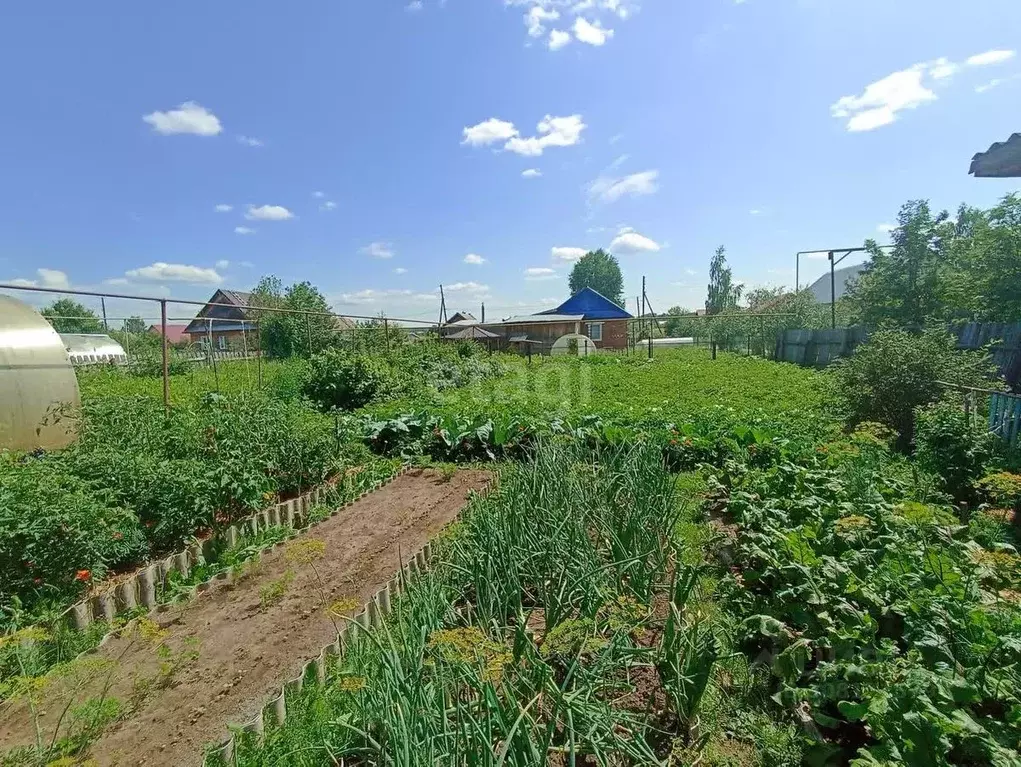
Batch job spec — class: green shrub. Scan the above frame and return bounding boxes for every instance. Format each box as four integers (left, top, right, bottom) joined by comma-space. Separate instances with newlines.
832, 328, 999, 446
0, 457, 144, 611
977, 471, 1021, 510
303, 349, 405, 411
913, 399, 994, 503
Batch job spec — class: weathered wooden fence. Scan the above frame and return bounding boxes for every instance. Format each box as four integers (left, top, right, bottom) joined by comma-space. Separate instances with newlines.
773, 327, 867, 367
775, 322, 1021, 390
943, 382, 1021, 448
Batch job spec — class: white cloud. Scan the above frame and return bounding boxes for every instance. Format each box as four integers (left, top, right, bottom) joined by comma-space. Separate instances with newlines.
406, 0, 423, 10
877, 223, 897, 233
464, 115, 585, 156
522, 168, 543, 178
609, 230, 661, 254
976, 73, 1021, 93
104, 277, 130, 286
245, 204, 294, 221
749, 208, 762, 216
339, 288, 414, 305
966, 49, 1016, 67
319, 200, 337, 211
552, 246, 588, 263
312, 191, 326, 198
587, 169, 659, 204
237, 135, 264, 147
463, 253, 486, 264
573, 17, 613, 45
125, 262, 223, 284
549, 29, 572, 50
215, 259, 231, 269
6, 268, 71, 290
394, 267, 408, 275
214, 204, 233, 213
361, 242, 396, 259
831, 64, 938, 132
527, 6, 559, 37
445, 281, 490, 294
524, 267, 558, 280
235, 226, 256, 235
832, 50, 1018, 132
142, 101, 222, 136
505, 114, 586, 156
462, 118, 519, 146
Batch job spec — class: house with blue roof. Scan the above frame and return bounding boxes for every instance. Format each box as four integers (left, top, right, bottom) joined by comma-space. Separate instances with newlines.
490, 287, 633, 351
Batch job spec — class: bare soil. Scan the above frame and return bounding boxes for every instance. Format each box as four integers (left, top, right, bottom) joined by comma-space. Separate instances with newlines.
0, 468, 490, 767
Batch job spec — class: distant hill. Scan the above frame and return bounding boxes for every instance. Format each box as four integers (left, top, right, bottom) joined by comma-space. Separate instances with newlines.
807, 262, 866, 304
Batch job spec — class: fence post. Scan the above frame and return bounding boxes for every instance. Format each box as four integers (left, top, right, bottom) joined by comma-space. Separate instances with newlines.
160, 299, 170, 415
384, 318, 390, 354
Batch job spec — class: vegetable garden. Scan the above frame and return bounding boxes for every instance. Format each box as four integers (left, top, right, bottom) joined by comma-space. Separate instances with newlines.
2, 337, 1020, 765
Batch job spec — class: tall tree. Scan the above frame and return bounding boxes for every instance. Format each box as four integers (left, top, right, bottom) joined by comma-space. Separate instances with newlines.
961, 194, 1021, 322
568, 249, 624, 306
41, 299, 103, 334
706, 246, 741, 314
122, 316, 147, 334
847, 200, 957, 328
250, 275, 338, 358
705, 246, 742, 358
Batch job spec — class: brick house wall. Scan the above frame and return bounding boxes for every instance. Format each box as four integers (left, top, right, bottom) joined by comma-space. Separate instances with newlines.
499, 318, 628, 351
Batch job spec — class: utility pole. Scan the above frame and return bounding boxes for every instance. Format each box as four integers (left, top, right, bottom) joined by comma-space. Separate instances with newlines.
101, 297, 109, 332
438, 284, 447, 330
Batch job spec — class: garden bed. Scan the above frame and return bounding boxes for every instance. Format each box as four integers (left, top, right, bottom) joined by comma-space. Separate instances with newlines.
0, 468, 490, 767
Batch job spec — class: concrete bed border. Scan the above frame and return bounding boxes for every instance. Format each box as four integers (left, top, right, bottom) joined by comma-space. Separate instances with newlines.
202, 473, 490, 766
64, 467, 407, 632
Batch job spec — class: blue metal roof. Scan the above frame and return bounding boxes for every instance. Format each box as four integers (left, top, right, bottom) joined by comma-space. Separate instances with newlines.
541, 287, 633, 320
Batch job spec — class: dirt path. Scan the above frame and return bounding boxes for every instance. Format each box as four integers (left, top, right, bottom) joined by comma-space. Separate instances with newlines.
0, 469, 490, 767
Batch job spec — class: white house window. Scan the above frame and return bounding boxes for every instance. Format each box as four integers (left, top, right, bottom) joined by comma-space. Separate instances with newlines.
586, 322, 603, 342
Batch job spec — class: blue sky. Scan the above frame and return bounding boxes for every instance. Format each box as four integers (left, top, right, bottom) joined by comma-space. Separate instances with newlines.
1, 0, 1020, 325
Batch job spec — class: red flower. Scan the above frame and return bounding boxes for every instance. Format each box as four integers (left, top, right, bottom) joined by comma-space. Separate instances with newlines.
33, 577, 43, 586
75, 569, 91, 582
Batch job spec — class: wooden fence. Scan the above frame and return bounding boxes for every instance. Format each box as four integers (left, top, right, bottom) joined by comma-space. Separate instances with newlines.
775, 322, 1021, 391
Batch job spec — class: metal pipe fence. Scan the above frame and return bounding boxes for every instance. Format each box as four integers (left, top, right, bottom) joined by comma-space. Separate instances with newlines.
0, 282, 437, 413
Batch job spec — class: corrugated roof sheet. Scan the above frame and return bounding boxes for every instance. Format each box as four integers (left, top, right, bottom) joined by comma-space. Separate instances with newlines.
542, 287, 633, 320
970, 133, 1021, 178
149, 324, 191, 344
499, 313, 585, 324
444, 325, 499, 340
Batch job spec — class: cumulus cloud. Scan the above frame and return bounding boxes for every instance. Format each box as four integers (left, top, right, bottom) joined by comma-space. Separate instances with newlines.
235, 226, 256, 235
463, 253, 486, 264
552, 246, 588, 263
609, 229, 661, 254
831, 50, 1017, 131
462, 118, 519, 146
236, 135, 264, 147
245, 204, 294, 221
587, 169, 659, 204
6, 268, 71, 290
444, 281, 489, 293
312, 191, 326, 198
361, 242, 396, 259
406, 0, 424, 10
522, 168, 543, 178
319, 200, 337, 211
214, 204, 233, 213
527, 6, 559, 36
573, 17, 613, 45
215, 259, 231, 269
143, 101, 222, 136
125, 262, 223, 284
877, 223, 897, 233
462, 115, 586, 156
394, 267, 408, 275
548, 29, 572, 50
